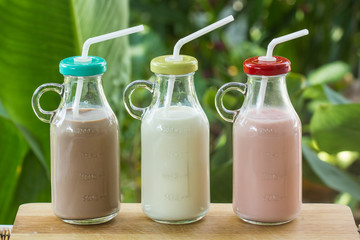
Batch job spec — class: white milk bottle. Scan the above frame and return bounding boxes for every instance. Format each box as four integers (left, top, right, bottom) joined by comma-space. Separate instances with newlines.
123, 56, 210, 224
123, 16, 233, 224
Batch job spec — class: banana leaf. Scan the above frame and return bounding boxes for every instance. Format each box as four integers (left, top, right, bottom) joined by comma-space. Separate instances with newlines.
310, 103, 360, 154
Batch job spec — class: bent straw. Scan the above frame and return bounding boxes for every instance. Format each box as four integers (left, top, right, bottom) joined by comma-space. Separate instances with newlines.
73, 25, 144, 118
164, 16, 234, 108
256, 29, 309, 112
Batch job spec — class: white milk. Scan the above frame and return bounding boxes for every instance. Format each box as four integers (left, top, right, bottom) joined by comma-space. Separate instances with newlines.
141, 106, 209, 222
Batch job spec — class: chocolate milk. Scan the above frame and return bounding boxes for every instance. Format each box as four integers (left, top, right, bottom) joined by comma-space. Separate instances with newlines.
233, 107, 301, 223
50, 108, 120, 220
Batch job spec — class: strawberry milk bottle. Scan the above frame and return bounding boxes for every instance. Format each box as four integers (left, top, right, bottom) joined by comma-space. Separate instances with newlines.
215, 30, 308, 225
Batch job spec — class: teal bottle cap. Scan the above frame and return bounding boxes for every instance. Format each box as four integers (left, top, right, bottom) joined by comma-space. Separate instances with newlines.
59, 56, 107, 76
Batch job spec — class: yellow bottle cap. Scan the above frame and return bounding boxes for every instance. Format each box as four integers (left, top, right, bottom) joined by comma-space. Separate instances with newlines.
150, 55, 198, 75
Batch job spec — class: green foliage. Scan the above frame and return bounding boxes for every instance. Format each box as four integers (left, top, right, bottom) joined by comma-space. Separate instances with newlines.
209, 125, 233, 202
0, 117, 28, 223
310, 104, 360, 154
8, 151, 51, 223
307, 61, 351, 85
302, 144, 360, 200
322, 85, 350, 104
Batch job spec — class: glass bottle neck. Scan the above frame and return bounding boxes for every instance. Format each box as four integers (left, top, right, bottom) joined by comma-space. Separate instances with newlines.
153, 73, 200, 108
245, 74, 293, 110
62, 74, 110, 110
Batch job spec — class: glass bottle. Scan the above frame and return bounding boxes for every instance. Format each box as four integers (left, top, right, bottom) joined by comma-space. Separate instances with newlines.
32, 56, 120, 225
215, 56, 302, 225
124, 55, 210, 224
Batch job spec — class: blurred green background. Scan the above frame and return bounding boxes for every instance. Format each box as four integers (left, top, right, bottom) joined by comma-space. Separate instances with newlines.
1, 0, 360, 224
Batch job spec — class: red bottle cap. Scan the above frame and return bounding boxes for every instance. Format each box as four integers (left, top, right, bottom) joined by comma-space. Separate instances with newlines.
243, 56, 291, 76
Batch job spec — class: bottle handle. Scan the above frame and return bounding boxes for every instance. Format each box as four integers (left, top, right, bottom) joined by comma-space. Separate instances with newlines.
31, 83, 64, 123
215, 82, 247, 122
123, 80, 154, 120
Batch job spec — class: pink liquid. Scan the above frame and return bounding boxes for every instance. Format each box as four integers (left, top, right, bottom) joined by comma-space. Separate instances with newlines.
233, 108, 301, 224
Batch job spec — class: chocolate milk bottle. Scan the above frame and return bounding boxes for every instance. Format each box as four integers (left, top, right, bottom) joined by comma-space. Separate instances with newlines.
32, 58, 121, 225
215, 30, 308, 225
32, 26, 143, 225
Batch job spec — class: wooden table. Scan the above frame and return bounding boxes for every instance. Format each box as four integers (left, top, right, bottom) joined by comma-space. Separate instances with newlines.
11, 203, 359, 239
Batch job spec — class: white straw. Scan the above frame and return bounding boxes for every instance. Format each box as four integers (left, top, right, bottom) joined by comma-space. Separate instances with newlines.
73, 77, 83, 119
164, 76, 175, 108
169, 15, 234, 61
261, 29, 309, 61
256, 76, 268, 111
164, 15, 234, 108
72, 25, 144, 118
256, 29, 309, 112
80, 25, 144, 60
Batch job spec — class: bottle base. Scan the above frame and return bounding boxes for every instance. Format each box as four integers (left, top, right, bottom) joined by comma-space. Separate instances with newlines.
61, 211, 118, 225
151, 214, 205, 225
238, 215, 294, 226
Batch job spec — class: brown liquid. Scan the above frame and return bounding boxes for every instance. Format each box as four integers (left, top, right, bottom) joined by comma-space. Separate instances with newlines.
50, 108, 120, 220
